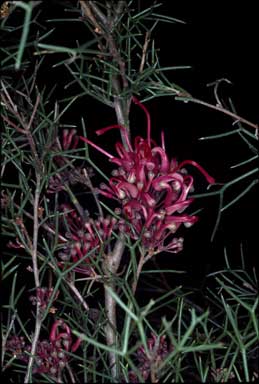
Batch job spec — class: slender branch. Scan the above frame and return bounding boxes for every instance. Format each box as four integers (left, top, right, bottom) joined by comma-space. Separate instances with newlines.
206, 78, 232, 108
64, 184, 87, 220
102, 235, 125, 379
1, 83, 28, 130
88, 1, 108, 27
29, 248, 91, 314
13, 202, 68, 242
67, 280, 89, 312
2, 88, 43, 171
176, 96, 259, 133
14, 201, 90, 315
66, 363, 76, 383
79, 0, 131, 146
139, 31, 151, 73
79, 1, 102, 31
83, 168, 104, 217
1, 81, 17, 112
131, 248, 156, 296
27, 93, 40, 131
3, 90, 44, 382
131, 252, 146, 295
107, 35, 128, 89
24, 174, 41, 383
78, 5, 134, 378
2, 114, 27, 134
1, 312, 16, 367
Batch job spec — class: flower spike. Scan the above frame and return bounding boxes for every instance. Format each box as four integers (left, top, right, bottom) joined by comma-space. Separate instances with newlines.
132, 96, 151, 146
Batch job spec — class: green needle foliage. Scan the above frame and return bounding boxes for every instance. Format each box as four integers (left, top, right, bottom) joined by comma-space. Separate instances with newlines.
1, 1, 258, 382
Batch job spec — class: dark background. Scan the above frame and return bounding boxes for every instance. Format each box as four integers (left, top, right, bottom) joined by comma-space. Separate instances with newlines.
121, 2, 259, 286
137, 2, 259, 279
144, 2, 259, 285
2, 1, 258, 289
27, 0, 259, 272
1, 5, 258, 381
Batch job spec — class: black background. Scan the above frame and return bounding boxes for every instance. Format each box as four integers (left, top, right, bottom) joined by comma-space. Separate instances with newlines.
2, 1, 258, 288
145, 2, 259, 279
1, 5, 258, 382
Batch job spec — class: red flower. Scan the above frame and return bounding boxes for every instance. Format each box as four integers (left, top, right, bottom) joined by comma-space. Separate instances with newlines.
80, 97, 215, 255
49, 319, 81, 353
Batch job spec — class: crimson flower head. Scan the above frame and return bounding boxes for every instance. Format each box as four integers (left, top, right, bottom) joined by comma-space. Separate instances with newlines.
80, 97, 215, 255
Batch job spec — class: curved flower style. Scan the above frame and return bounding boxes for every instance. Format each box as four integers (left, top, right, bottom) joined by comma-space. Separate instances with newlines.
80, 97, 215, 255
57, 204, 117, 275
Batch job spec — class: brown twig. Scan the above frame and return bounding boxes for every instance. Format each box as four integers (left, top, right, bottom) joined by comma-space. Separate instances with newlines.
131, 251, 146, 295
2, 83, 93, 380
1, 81, 18, 113
78, 3, 131, 378
66, 362, 76, 383
67, 280, 89, 312
82, 168, 104, 217
86, 1, 128, 89
36, 250, 90, 314
24, 173, 42, 383
79, 1, 131, 147
139, 31, 151, 73
2, 114, 27, 133
1, 83, 27, 130
102, 235, 125, 379
13, 202, 68, 242
131, 249, 155, 295
206, 78, 231, 108
2, 88, 44, 382
79, 1, 101, 31
88, 1, 108, 27
20, 94, 43, 382
176, 96, 259, 134
1, 313, 16, 368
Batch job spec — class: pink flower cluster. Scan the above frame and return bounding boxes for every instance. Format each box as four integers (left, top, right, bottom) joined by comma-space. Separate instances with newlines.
6, 320, 81, 379
80, 97, 215, 255
58, 204, 117, 275
128, 333, 171, 382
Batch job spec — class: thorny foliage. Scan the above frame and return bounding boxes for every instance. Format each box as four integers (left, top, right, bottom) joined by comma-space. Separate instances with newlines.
1, 1, 258, 382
